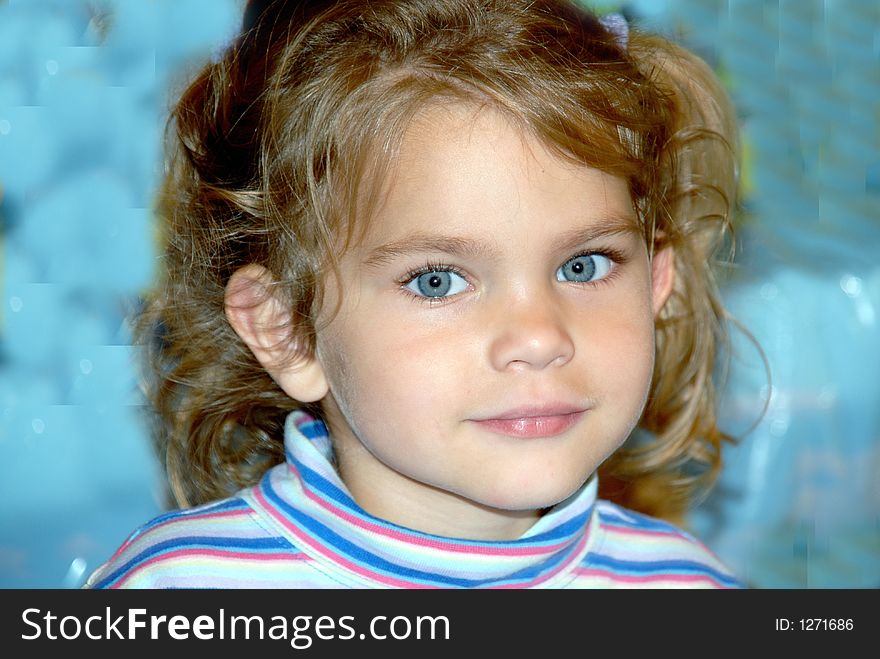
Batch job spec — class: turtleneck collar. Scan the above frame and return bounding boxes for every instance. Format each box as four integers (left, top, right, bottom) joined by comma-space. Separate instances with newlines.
245, 411, 600, 588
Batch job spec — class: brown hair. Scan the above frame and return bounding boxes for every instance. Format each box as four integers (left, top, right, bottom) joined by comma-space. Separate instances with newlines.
140, 0, 741, 522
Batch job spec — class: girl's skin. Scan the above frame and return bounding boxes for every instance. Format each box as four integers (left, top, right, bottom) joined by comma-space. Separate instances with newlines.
226, 103, 675, 541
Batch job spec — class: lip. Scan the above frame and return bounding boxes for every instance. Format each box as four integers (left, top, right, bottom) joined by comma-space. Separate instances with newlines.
469, 405, 587, 439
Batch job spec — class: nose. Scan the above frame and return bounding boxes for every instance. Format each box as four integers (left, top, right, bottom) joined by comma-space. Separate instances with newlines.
488, 296, 575, 371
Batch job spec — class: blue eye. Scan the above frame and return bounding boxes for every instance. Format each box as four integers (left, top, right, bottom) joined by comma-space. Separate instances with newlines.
405, 270, 469, 298
556, 253, 613, 283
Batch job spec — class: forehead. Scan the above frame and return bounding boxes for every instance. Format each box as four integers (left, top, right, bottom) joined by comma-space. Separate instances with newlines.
355, 103, 638, 249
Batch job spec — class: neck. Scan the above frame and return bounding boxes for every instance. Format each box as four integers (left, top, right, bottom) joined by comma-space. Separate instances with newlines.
337, 446, 542, 541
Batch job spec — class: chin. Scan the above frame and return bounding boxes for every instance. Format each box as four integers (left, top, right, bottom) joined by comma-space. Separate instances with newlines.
472, 473, 590, 513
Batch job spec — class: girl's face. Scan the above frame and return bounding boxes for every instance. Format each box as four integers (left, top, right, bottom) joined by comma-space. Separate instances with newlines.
312, 105, 672, 540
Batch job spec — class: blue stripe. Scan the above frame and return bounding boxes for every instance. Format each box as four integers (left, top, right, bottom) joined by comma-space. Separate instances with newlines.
599, 507, 686, 533
261, 477, 574, 588
136, 498, 252, 534
585, 553, 740, 586
298, 419, 328, 440
92, 535, 296, 588
285, 454, 590, 547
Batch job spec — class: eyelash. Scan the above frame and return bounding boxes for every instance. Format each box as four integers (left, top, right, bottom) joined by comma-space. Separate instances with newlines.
397, 261, 470, 304
562, 248, 629, 287
397, 248, 629, 303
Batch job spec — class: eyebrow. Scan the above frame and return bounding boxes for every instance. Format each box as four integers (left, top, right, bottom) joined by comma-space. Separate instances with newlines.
362, 215, 640, 268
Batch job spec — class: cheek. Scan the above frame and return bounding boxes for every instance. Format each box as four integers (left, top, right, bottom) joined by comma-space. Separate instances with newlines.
582, 300, 656, 405
318, 311, 462, 424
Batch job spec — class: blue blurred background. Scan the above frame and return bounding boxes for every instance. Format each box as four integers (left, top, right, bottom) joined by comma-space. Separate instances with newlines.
1, 0, 877, 588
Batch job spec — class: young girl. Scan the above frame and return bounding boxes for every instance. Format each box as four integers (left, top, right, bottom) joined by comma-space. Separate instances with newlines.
87, 0, 743, 589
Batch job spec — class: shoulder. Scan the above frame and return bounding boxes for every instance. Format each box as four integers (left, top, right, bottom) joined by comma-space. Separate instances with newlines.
575, 499, 743, 588
84, 495, 309, 588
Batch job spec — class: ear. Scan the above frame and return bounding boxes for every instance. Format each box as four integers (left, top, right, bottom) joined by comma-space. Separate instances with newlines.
650, 245, 676, 316
224, 264, 329, 403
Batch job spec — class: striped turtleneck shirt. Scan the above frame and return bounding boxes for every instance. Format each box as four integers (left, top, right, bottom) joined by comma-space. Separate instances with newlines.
86, 413, 741, 589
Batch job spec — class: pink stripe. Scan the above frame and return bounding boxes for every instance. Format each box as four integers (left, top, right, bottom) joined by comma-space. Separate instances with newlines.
604, 524, 729, 566
573, 567, 731, 588
112, 547, 310, 588
145, 507, 253, 536
105, 508, 252, 564
492, 523, 592, 589
253, 487, 436, 589
289, 461, 569, 557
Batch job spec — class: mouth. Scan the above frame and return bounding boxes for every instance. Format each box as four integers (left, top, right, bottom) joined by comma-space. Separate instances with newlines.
469, 406, 587, 439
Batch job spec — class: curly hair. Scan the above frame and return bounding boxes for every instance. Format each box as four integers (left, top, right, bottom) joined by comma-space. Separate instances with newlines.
139, 0, 741, 522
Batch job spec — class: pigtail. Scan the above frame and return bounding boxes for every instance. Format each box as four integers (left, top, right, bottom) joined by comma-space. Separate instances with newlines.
598, 33, 741, 523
